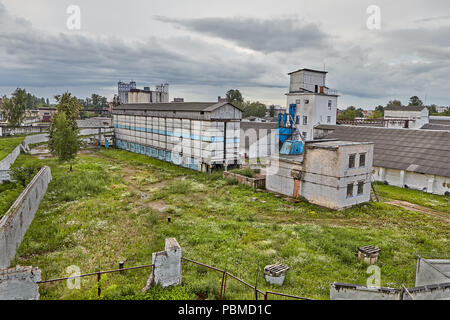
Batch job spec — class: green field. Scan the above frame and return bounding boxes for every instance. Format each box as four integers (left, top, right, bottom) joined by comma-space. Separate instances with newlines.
10, 148, 450, 300
0, 136, 24, 161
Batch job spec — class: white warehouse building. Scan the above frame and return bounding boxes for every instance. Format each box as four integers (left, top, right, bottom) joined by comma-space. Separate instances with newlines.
112, 102, 242, 172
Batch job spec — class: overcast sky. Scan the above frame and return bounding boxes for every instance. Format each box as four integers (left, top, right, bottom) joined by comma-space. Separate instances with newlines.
1, 0, 449, 108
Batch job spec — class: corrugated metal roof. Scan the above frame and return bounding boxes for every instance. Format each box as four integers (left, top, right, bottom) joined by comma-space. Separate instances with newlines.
114, 101, 242, 112
325, 126, 450, 178
384, 105, 426, 111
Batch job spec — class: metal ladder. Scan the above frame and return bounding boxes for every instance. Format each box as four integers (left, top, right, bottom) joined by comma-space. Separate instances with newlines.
370, 174, 379, 202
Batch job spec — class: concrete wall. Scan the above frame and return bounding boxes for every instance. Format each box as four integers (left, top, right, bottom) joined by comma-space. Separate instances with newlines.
0, 266, 41, 300
24, 133, 49, 146
0, 166, 52, 269
330, 281, 450, 300
265, 158, 298, 197
146, 238, 182, 288
415, 258, 450, 287
372, 166, 450, 195
330, 282, 400, 300
0, 144, 22, 182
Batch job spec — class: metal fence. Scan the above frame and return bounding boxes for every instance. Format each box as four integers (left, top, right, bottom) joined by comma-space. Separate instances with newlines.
181, 257, 312, 300
37, 257, 312, 300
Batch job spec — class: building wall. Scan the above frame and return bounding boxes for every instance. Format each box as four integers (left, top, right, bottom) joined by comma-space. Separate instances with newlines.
286, 94, 337, 140
372, 166, 450, 195
0, 166, 52, 269
113, 112, 240, 170
289, 70, 326, 93
266, 141, 374, 209
384, 108, 429, 129
302, 142, 374, 209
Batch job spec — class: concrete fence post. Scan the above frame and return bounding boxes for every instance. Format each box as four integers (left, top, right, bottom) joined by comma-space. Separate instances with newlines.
0, 266, 41, 300
144, 238, 182, 290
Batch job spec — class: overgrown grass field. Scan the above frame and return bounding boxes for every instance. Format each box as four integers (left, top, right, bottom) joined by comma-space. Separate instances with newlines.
0, 136, 24, 161
10, 147, 450, 300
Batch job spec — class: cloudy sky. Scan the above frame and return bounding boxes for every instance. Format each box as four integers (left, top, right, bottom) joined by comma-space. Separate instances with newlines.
0, 0, 449, 108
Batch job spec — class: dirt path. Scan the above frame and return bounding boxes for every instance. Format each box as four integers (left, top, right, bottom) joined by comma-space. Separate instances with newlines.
385, 199, 450, 223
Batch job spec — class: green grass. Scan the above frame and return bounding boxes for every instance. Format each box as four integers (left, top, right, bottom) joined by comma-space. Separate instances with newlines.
10, 148, 450, 300
230, 167, 254, 178
0, 136, 25, 161
375, 182, 450, 213
0, 155, 43, 218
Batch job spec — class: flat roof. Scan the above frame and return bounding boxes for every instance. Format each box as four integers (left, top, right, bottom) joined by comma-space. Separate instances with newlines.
385, 105, 426, 111
288, 68, 328, 75
114, 101, 242, 112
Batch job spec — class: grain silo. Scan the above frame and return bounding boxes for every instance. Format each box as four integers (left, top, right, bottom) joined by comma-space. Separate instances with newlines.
112, 102, 242, 171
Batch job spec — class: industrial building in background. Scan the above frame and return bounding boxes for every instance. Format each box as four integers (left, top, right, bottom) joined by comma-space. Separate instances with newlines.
113, 102, 242, 172
117, 81, 169, 104
284, 68, 338, 141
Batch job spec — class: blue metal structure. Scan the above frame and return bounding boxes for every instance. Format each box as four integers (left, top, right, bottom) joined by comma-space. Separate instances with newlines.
277, 104, 303, 154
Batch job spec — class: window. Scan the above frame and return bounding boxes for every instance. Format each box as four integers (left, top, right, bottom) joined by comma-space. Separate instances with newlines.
328, 100, 332, 110
302, 132, 307, 139
295, 99, 301, 105
295, 116, 299, 124
357, 181, 364, 195
327, 116, 331, 123
346, 183, 354, 198
348, 154, 356, 168
359, 153, 366, 167
303, 116, 308, 125
304, 99, 309, 104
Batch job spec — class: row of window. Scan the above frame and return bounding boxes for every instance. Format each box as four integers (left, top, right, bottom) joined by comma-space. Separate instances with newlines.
347, 181, 365, 198
294, 99, 333, 111
348, 153, 366, 169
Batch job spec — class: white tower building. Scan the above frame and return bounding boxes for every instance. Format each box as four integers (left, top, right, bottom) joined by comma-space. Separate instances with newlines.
286, 68, 338, 140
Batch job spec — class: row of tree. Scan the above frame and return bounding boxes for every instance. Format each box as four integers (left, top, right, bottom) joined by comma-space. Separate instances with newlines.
225, 89, 269, 118
1, 88, 111, 126
339, 96, 449, 120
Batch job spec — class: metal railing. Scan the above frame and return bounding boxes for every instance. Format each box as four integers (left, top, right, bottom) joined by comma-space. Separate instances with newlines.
181, 257, 311, 300
37, 263, 154, 297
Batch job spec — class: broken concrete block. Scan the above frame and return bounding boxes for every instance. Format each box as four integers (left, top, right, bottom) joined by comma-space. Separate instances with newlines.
145, 238, 182, 289
0, 266, 41, 300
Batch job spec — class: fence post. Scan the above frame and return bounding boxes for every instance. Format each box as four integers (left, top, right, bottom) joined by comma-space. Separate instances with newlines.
119, 261, 124, 274
223, 272, 228, 300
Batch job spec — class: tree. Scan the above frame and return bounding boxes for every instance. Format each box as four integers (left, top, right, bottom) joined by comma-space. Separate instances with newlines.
241, 101, 267, 118
337, 106, 357, 120
226, 89, 244, 106
408, 96, 423, 107
269, 105, 276, 117
1, 88, 27, 127
49, 112, 82, 171
48, 92, 83, 171
386, 100, 402, 108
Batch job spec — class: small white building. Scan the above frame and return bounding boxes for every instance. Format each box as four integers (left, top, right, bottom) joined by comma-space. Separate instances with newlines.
384, 106, 429, 129
285, 68, 338, 140
266, 140, 374, 210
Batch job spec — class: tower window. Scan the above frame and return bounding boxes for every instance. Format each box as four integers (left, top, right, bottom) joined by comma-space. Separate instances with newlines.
328, 100, 332, 110
347, 183, 354, 198
359, 153, 366, 167
357, 181, 364, 195
349, 154, 356, 168
327, 116, 331, 123
303, 116, 308, 125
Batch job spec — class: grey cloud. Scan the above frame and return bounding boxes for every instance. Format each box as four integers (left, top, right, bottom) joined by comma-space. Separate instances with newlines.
156, 16, 330, 53
0, 4, 271, 93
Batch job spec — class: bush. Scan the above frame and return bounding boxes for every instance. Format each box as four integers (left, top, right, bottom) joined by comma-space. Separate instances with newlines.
10, 159, 43, 187
231, 168, 254, 178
